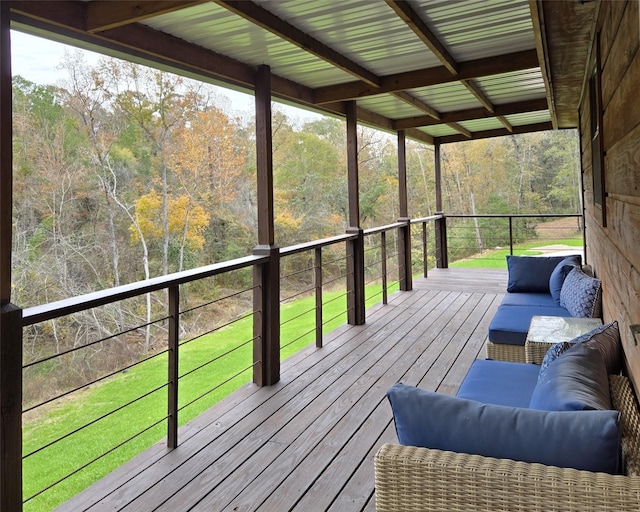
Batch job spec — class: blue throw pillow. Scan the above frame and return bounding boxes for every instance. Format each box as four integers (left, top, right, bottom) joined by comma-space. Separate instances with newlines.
530, 343, 612, 411
387, 382, 620, 473
559, 267, 602, 317
582, 321, 621, 375
538, 321, 621, 382
548, 255, 581, 303
538, 341, 574, 383
506, 255, 572, 293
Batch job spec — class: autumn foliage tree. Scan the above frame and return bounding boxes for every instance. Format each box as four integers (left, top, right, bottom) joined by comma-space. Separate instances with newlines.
12, 53, 580, 364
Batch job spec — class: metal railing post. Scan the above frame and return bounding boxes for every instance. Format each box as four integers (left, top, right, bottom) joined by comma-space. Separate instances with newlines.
509, 216, 514, 255
314, 247, 323, 348
381, 231, 388, 305
167, 285, 179, 449
422, 222, 428, 277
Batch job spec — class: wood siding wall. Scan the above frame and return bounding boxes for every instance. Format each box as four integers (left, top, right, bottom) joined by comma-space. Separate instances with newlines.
580, 0, 640, 392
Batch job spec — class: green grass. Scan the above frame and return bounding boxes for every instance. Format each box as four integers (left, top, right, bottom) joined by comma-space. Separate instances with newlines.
23, 281, 398, 511
449, 237, 583, 269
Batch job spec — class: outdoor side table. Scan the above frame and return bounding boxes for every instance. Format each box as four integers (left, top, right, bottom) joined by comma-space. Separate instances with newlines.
525, 315, 603, 364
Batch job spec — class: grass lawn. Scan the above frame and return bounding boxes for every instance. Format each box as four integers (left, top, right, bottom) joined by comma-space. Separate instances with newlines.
23, 281, 396, 511
449, 237, 584, 269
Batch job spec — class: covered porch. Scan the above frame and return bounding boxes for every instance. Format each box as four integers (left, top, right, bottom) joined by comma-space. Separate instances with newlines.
2, 1, 640, 511
55, 268, 506, 511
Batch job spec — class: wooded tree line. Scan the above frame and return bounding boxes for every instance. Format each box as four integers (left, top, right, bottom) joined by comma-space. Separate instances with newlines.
12, 54, 579, 377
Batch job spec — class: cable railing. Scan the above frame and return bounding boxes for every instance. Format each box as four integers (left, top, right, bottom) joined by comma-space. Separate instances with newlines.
410, 214, 442, 277
280, 233, 355, 351
363, 223, 403, 306
21, 256, 265, 511
444, 214, 583, 267
13, 212, 582, 511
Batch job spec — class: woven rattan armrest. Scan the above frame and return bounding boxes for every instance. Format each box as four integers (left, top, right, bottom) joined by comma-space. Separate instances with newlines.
374, 444, 640, 512
375, 375, 640, 512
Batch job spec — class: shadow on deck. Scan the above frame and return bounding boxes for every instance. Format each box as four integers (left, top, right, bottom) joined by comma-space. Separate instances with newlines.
56, 268, 507, 512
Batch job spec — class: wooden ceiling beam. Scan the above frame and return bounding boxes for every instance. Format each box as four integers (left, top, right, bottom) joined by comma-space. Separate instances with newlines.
497, 115, 514, 133
406, 128, 434, 145
436, 122, 553, 144
213, 0, 381, 88
392, 91, 471, 138
393, 98, 548, 129
11, 2, 316, 104
314, 49, 539, 104
529, 0, 558, 129
386, 0, 501, 134
384, 0, 458, 75
86, 1, 206, 33
392, 91, 441, 120
461, 79, 494, 113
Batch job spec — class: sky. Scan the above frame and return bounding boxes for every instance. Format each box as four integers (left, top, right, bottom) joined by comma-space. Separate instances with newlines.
10, 30, 320, 123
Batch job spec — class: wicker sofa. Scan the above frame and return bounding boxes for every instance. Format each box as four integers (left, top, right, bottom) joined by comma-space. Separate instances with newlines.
486, 254, 601, 363
376, 324, 640, 512
375, 374, 640, 511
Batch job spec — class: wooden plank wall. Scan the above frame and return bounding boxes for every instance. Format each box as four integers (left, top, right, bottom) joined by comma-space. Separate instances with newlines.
580, 0, 640, 393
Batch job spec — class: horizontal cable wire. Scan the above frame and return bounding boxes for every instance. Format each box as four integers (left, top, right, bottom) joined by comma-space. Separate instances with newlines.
178, 361, 258, 412
24, 381, 169, 459
23, 315, 169, 370
24, 415, 168, 504
23, 348, 169, 414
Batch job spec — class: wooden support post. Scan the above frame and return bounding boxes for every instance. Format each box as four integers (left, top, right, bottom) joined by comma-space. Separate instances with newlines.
345, 101, 365, 325
434, 141, 443, 213
0, 1, 11, 303
397, 130, 412, 291
0, 8, 22, 512
253, 65, 280, 386
346, 228, 365, 325
434, 141, 448, 268
435, 216, 449, 268
253, 246, 280, 386
0, 304, 22, 512
167, 285, 179, 449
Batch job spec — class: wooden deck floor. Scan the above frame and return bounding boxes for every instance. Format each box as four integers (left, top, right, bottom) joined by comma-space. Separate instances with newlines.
56, 268, 507, 512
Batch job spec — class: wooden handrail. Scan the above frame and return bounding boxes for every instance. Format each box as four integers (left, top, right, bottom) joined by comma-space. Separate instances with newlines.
445, 213, 581, 218
279, 233, 356, 257
22, 254, 267, 326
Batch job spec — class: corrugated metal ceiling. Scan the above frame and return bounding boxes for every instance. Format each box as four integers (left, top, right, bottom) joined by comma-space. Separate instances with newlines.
11, 0, 592, 143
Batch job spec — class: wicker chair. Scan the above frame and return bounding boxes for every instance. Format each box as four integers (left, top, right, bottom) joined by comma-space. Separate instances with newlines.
375, 375, 640, 511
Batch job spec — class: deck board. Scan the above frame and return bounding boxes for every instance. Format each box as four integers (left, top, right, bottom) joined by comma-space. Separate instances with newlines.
55, 268, 507, 512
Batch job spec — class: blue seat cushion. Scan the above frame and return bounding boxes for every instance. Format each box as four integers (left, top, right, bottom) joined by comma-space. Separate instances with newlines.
507, 255, 574, 293
488, 305, 571, 345
500, 292, 560, 308
387, 383, 621, 474
457, 359, 540, 408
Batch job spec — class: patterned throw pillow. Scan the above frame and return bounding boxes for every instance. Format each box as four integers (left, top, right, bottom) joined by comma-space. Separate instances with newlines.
559, 267, 602, 318
537, 321, 622, 382
538, 341, 574, 383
